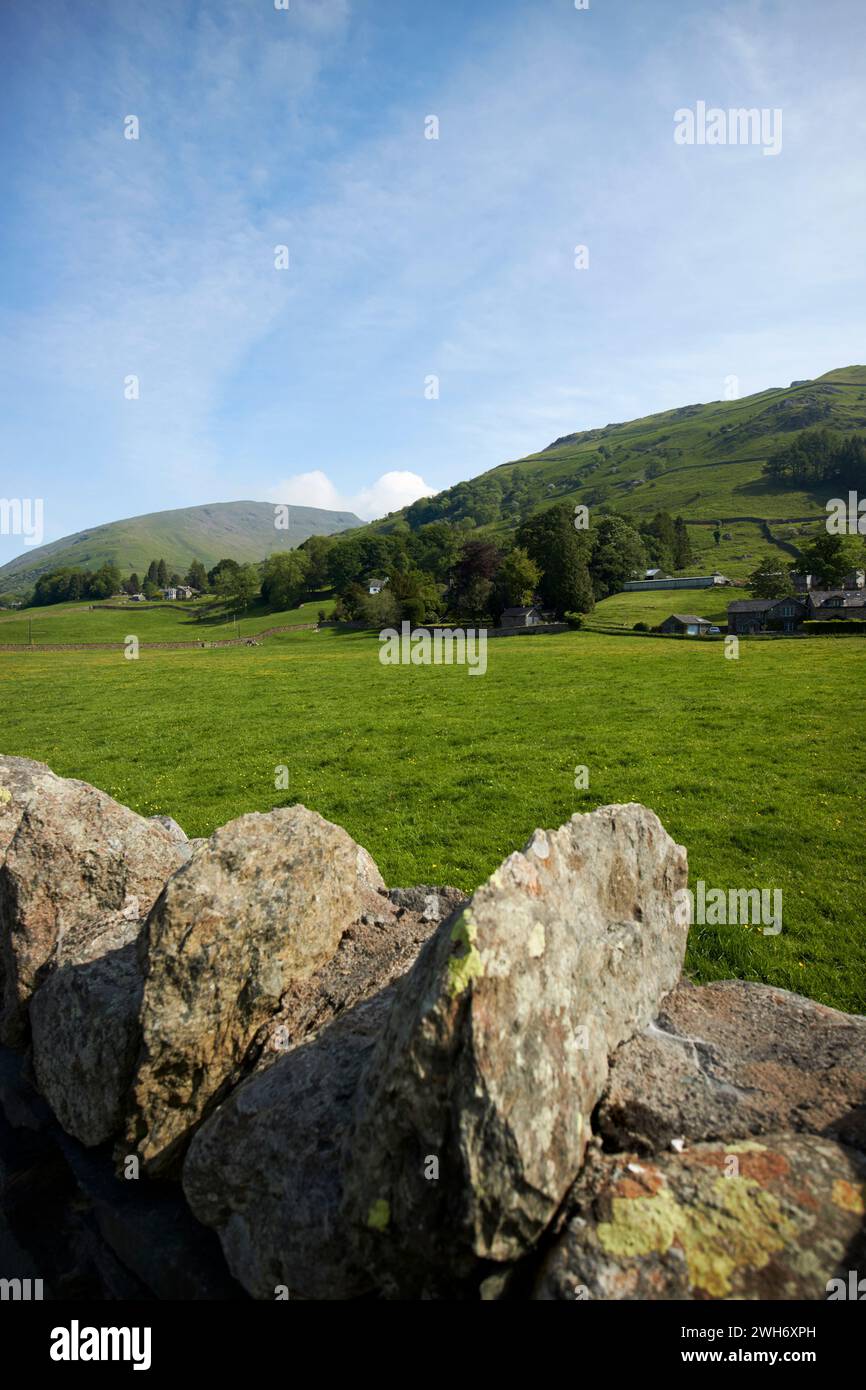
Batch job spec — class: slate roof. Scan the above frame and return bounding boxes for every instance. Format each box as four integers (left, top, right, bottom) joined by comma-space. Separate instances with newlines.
809, 591, 866, 609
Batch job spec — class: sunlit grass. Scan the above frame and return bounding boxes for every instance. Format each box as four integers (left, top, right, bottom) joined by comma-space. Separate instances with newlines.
0, 597, 333, 644
0, 627, 863, 1011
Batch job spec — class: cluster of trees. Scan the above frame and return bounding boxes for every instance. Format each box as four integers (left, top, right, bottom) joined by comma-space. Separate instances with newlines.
403, 470, 551, 531
33, 554, 217, 606
322, 505, 694, 624
127, 557, 210, 598
746, 533, 866, 598
32, 563, 123, 606
26, 501, 698, 624
200, 551, 319, 611
763, 428, 866, 491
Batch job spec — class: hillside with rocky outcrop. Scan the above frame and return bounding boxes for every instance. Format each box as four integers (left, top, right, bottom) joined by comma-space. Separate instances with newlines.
0, 754, 863, 1300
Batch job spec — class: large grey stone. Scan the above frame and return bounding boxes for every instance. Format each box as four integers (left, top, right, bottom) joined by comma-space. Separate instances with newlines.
184, 993, 391, 1300
599, 979, 866, 1154
342, 803, 688, 1295
125, 805, 383, 1175
0, 755, 189, 1046
30, 932, 143, 1147
183, 894, 447, 1298
533, 1134, 866, 1300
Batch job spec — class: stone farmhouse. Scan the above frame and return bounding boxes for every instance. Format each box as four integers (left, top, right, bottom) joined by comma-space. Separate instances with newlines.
807, 590, 866, 617
728, 587, 866, 634
727, 597, 807, 635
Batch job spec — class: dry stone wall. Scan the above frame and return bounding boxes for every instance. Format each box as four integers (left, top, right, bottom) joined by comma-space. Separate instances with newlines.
0, 753, 863, 1300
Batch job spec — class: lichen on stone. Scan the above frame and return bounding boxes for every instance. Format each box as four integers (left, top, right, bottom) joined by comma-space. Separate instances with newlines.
367, 1198, 390, 1232
447, 909, 484, 998
597, 1168, 799, 1297
831, 1179, 866, 1215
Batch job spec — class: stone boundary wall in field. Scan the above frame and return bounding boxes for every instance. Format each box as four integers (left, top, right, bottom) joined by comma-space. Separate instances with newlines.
93, 603, 201, 614
0, 622, 320, 653
488, 622, 568, 637
0, 753, 863, 1301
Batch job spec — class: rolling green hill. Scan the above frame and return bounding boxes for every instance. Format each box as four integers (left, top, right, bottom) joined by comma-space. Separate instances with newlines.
372, 365, 866, 576
0, 501, 361, 598
5, 366, 864, 600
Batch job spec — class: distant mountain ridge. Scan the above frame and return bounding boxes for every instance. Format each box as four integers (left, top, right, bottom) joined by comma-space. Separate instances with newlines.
0, 501, 361, 596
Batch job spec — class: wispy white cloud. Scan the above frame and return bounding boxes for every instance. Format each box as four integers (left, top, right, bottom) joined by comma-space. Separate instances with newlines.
1, 0, 865, 568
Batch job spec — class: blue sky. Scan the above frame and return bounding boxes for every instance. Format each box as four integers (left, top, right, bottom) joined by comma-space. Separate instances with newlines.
1, 0, 865, 563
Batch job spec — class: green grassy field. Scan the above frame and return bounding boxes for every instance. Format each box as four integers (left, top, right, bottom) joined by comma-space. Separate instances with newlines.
0, 597, 334, 645
1, 626, 862, 1012
583, 586, 750, 631
686, 523, 792, 581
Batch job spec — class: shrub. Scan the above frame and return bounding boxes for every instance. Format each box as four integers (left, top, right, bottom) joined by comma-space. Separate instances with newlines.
803, 619, 866, 634
633, 622, 650, 632
563, 612, 583, 629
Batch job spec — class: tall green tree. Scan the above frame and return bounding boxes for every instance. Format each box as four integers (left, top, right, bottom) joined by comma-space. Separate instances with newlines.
558, 548, 596, 614
495, 547, 541, 607
797, 532, 850, 588
327, 538, 366, 590
186, 559, 208, 591
518, 503, 594, 615
588, 516, 647, 599
389, 568, 441, 624
261, 551, 310, 610
412, 522, 462, 583
208, 557, 240, 588
88, 563, 122, 599
451, 539, 502, 605
672, 517, 693, 568
216, 563, 259, 609
298, 535, 336, 590
156, 559, 169, 587
643, 510, 676, 569
747, 555, 795, 599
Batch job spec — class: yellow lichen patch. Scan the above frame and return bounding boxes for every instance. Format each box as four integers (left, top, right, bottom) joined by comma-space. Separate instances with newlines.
597, 1171, 799, 1298
597, 1187, 680, 1260
683, 1178, 798, 1297
367, 1198, 390, 1232
447, 910, 484, 998
831, 1179, 866, 1215
0, 787, 11, 805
